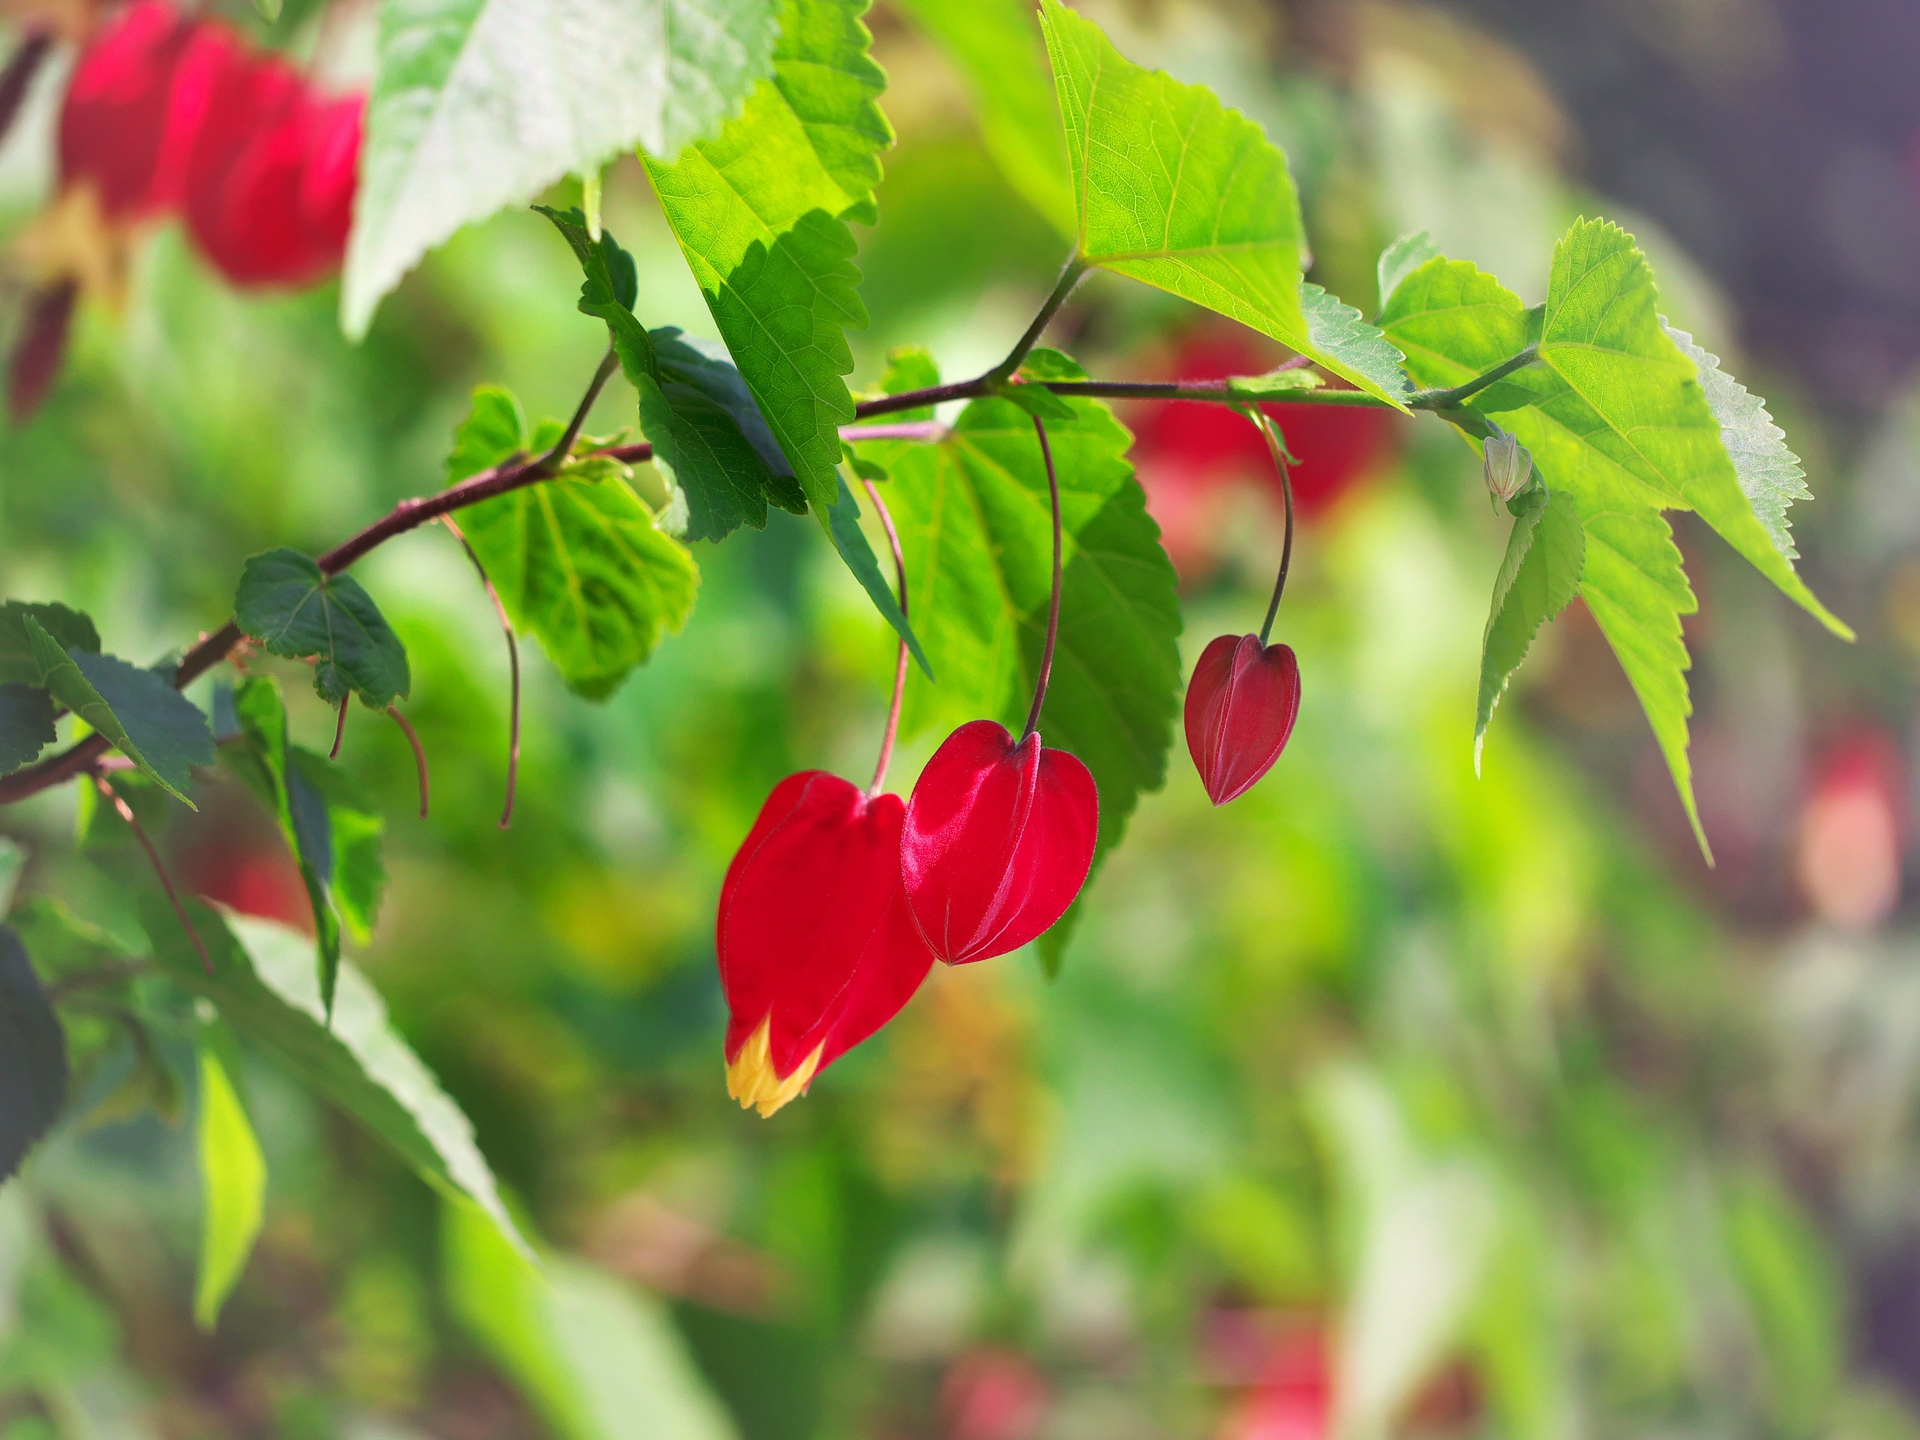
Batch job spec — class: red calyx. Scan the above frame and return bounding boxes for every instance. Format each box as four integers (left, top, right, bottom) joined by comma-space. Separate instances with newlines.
717, 771, 935, 1116
901, 719, 1099, 964
1185, 634, 1301, 806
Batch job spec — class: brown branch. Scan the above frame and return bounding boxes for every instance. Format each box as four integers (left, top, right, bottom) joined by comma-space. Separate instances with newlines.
388, 706, 429, 818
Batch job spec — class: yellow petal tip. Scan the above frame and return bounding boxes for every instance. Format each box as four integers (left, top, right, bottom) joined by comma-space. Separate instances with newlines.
724, 1017, 823, 1119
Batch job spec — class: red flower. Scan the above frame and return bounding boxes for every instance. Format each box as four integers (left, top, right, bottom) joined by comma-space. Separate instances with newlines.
717, 771, 935, 1116
183, 54, 360, 287
1185, 633, 1301, 805
901, 720, 1098, 964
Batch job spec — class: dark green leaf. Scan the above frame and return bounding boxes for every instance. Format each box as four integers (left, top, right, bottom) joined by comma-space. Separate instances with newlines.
0, 684, 54, 774
643, 0, 893, 572
1476, 487, 1584, 767
23, 618, 213, 805
225, 676, 343, 1015
139, 897, 527, 1259
446, 388, 699, 700
0, 601, 98, 684
0, 925, 66, 1185
341, 0, 780, 336
234, 550, 412, 710
288, 751, 386, 946
863, 350, 1183, 962
1037, 0, 1410, 409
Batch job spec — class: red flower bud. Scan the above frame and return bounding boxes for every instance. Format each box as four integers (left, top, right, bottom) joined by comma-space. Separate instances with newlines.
1184, 634, 1301, 806
901, 720, 1099, 964
717, 771, 934, 1116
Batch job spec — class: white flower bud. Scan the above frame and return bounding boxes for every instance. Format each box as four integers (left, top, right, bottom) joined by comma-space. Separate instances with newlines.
1483, 427, 1532, 503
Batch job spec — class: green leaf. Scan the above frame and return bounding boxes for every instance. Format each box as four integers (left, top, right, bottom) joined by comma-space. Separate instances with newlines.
341, 0, 781, 336
1377, 253, 1530, 391
995, 380, 1077, 423
0, 837, 22, 918
1478, 220, 1846, 639
234, 550, 413, 710
0, 601, 98, 684
1375, 231, 1441, 312
446, 389, 699, 700
827, 476, 932, 679
1299, 284, 1411, 401
642, 0, 890, 521
443, 1200, 738, 1440
1475, 487, 1583, 769
858, 350, 1182, 959
193, 1037, 265, 1331
1665, 323, 1812, 563
0, 925, 66, 1185
0, 685, 54, 775
225, 676, 387, 1015
893, 0, 1075, 236
139, 898, 528, 1260
1225, 368, 1323, 401
22, 618, 213, 805
1036, 0, 1409, 410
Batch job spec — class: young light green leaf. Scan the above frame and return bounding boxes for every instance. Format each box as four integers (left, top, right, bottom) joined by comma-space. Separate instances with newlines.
447, 390, 698, 700
1475, 487, 1583, 769
234, 550, 413, 710
858, 351, 1182, 962
193, 1040, 265, 1331
0, 684, 54, 774
139, 898, 528, 1260
1300, 284, 1411, 402
1376, 231, 1441, 313
893, 0, 1075, 237
1377, 254, 1529, 392
1036, 0, 1409, 410
1225, 368, 1323, 401
0, 925, 66, 1186
23, 618, 213, 805
0, 600, 98, 684
1479, 220, 1846, 640
643, 0, 890, 520
443, 1200, 739, 1440
1665, 322, 1811, 563
341, 0, 780, 336
827, 476, 932, 679
994, 380, 1076, 422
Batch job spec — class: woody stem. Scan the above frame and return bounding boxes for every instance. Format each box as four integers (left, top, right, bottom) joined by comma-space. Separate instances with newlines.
1022, 417, 1063, 743
865, 479, 910, 798
1252, 412, 1295, 648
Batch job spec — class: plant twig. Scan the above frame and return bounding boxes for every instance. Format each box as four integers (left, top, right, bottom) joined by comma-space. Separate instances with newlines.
92, 772, 210, 974
987, 253, 1085, 385
387, 707, 429, 818
535, 344, 619, 474
863, 480, 910, 799
329, 697, 349, 759
1021, 417, 1063, 743
441, 515, 521, 828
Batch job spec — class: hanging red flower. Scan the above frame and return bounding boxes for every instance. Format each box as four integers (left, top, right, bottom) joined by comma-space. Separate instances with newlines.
1185, 634, 1302, 806
901, 719, 1099, 964
718, 771, 936, 1117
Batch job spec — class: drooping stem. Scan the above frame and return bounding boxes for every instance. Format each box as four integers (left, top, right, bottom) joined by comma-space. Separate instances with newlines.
988, 253, 1086, 385
863, 481, 910, 798
94, 771, 210, 974
328, 697, 349, 759
387, 706, 430, 818
1250, 411, 1296, 647
441, 515, 521, 828
1021, 417, 1063, 743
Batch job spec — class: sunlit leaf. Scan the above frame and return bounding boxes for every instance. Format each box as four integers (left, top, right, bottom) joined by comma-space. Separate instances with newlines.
193, 1036, 265, 1331
1037, 0, 1410, 409
342, 0, 780, 336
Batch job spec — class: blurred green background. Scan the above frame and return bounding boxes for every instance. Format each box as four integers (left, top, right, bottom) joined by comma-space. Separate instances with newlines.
5, 1, 1920, 1437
